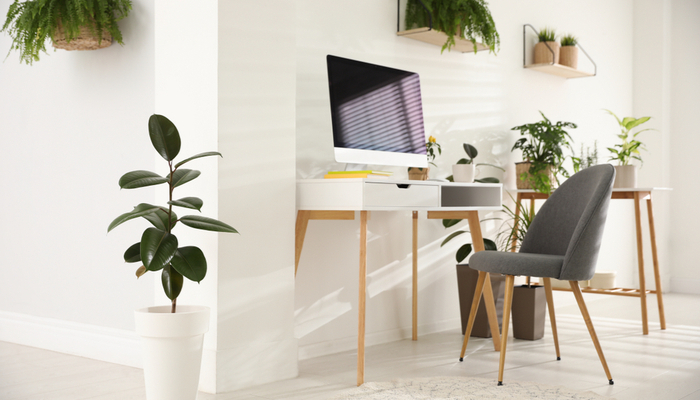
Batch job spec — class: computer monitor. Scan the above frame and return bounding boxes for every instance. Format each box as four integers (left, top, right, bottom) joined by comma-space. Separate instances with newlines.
326, 55, 428, 168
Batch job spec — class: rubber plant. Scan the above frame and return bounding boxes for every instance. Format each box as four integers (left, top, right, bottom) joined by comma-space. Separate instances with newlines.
511, 112, 577, 194
108, 114, 238, 313
1, 0, 132, 65
405, 0, 500, 54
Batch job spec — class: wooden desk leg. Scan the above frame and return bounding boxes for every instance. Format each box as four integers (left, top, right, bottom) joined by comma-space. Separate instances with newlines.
647, 197, 666, 330
357, 211, 368, 386
412, 211, 418, 341
466, 210, 501, 352
634, 192, 649, 335
295, 211, 311, 277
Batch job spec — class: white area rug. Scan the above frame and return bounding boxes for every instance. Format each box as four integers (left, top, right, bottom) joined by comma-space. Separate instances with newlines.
331, 376, 612, 399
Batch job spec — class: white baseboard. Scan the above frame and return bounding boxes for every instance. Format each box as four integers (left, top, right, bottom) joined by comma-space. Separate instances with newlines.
0, 310, 142, 368
670, 277, 700, 295
298, 317, 460, 361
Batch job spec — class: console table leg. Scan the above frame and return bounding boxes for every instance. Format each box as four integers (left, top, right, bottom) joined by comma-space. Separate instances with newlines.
412, 211, 418, 341
634, 193, 649, 335
357, 211, 368, 386
647, 197, 666, 330
466, 210, 501, 351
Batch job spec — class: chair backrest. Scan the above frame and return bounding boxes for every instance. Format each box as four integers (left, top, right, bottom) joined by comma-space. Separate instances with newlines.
519, 164, 615, 281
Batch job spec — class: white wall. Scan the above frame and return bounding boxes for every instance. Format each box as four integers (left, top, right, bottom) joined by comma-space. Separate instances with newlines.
0, 0, 156, 363
294, 0, 641, 359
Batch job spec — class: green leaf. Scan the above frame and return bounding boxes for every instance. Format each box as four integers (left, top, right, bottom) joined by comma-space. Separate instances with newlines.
168, 197, 203, 211
180, 215, 238, 233
124, 243, 141, 263
442, 218, 462, 228
149, 114, 181, 161
140, 228, 178, 271
475, 177, 500, 183
108, 203, 161, 232
168, 169, 201, 188
143, 208, 178, 231
161, 265, 183, 300
441, 230, 467, 247
624, 116, 650, 131
118, 171, 168, 189
456, 158, 469, 165
484, 238, 498, 251
171, 246, 207, 282
136, 265, 147, 279
174, 152, 223, 169
475, 163, 505, 172
463, 143, 478, 159
456, 244, 473, 263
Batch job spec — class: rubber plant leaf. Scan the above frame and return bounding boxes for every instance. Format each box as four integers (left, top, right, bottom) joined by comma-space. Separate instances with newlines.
441, 230, 467, 247
180, 215, 239, 233
161, 265, 183, 300
124, 243, 141, 263
170, 246, 207, 282
142, 208, 178, 231
108, 203, 161, 232
140, 228, 178, 271
475, 177, 500, 183
463, 143, 478, 160
135, 265, 147, 279
174, 152, 222, 169
168, 169, 200, 189
442, 218, 462, 228
168, 197, 203, 211
148, 114, 181, 162
118, 170, 168, 189
456, 244, 473, 263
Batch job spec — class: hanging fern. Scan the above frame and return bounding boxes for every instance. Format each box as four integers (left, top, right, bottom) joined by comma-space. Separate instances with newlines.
2, 0, 132, 65
405, 0, 500, 54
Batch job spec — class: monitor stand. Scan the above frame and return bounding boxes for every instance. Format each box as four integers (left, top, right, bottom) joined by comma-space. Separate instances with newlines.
343, 163, 370, 172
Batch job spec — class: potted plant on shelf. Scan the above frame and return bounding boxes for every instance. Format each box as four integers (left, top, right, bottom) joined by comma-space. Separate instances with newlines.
559, 34, 578, 69
533, 27, 559, 64
108, 114, 238, 400
451, 143, 505, 183
404, 0, 500, 54
604, 109, 654, 188
1, 0, 132, 65
409, 135, 441, 180
511, 111, 577, 194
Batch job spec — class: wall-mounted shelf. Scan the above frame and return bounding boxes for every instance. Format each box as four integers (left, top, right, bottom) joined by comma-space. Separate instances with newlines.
396, 1, 488, 54
523, 24, 596, 79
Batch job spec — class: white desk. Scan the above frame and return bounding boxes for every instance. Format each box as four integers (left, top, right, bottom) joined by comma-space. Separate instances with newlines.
295, 178, 502, 385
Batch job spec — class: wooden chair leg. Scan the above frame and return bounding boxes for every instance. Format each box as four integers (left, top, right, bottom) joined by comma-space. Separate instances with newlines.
542, 278, 561, 360
459, 271, 487, 361
498, 275, 515, 386
570, 281, 614, 385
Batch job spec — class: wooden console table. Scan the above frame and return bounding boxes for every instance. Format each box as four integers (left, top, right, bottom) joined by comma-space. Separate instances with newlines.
512, 188, 670, 335
295, 178, 502, 385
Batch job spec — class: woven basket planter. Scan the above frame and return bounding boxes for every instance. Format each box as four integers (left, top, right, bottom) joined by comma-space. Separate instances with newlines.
533, 41, 560, 64
408, 167, 429, 181
515, 162, 553, 190
559, 46, 578, 69
52, 23, 112, 51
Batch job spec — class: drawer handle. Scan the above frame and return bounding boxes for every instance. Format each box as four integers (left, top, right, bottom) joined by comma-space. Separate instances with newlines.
396, 184, 411, 189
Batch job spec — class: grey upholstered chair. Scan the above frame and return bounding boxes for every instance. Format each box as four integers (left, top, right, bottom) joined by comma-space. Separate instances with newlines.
459, 164, 616, 386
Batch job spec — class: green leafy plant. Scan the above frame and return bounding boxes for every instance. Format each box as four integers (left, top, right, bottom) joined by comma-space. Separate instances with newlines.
108, 114, 238, 313
560, 34, 577, 46
426, 135, 442, 167
405, 0, 500, 54
511, 112, 577, 194
604, 110, 653, 166
538, 27, 557, 42
571, 141, 598, 173
2, 0, 132, 65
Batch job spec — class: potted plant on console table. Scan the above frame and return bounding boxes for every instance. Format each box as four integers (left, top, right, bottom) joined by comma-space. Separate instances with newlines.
108, 114, 238, 400
604, 109, 654, 188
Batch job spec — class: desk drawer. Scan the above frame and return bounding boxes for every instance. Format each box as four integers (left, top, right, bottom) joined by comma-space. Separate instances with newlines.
364, 182, 439, 208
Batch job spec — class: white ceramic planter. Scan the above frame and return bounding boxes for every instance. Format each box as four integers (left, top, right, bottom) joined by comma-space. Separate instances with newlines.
452, 164, 479, 183
135, 305, 210, 400
613, 165, 637, 188
590, 271, 616, 289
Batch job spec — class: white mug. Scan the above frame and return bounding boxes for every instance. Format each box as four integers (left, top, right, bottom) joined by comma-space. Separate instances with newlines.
452, 164, 480, 183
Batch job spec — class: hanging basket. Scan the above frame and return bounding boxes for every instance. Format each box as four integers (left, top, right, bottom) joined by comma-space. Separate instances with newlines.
52, 23, 112, 51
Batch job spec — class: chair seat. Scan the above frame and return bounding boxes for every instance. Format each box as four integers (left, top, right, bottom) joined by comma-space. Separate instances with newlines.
469, 251, 564, 279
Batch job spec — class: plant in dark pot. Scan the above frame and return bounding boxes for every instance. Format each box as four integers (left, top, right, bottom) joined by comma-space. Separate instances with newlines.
405, 0, 500, 54
2, 0, 132, 65
108, 114, 238, 400
511, 111, 577, 194
604, 109, 654, 188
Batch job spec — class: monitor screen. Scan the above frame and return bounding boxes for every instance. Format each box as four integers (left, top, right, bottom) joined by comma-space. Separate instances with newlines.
326, 55, 428, 168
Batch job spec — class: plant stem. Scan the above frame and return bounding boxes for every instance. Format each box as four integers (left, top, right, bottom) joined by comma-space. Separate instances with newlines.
171, 297, 177, 313
168, 160, 176, 314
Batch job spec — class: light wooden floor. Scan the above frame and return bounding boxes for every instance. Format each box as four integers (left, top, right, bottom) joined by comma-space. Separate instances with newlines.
2, 292, 699, 399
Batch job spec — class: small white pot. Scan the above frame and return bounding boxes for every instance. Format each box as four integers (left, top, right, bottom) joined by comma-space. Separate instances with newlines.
452, 164, 480, 183
613, 165, 637, 188
135, 305, 210, 400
